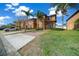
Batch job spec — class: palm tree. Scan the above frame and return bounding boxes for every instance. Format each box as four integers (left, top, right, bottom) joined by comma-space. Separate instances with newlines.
52, 3, 77, 28
35, 10, 46, 30
21, 10, 33, 32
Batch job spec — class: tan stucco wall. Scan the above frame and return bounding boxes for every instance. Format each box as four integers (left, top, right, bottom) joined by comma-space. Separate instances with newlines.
49, 16, 56, 21
27, 20, 34, 28
67, 12, 79, 30
38, 20, 43, 29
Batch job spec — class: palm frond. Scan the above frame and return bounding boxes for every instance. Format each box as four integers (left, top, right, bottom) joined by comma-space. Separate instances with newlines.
35, 10, 46, 20
21, 10, 33, 16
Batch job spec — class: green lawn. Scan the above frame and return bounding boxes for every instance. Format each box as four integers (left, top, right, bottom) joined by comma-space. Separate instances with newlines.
0, 30, 4, 32
38, 30, 79, 56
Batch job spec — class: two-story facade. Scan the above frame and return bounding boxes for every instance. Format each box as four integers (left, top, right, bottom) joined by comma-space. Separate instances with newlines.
15, 15, 56, 30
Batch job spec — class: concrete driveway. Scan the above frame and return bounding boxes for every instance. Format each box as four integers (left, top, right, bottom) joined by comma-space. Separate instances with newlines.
4, 33, 35, 51
0, 36, 7, 56
1, 31, 43, 55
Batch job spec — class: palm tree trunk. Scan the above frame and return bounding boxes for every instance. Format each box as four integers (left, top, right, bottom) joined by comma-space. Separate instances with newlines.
24, 16, 28, 32
24, 21, 27, 32
19, 21, 22, 30
24, 18, 26, 32
55, 11, 57, 28
18, 21, 20, 30
43, 19, 45, 30
37, 19, 39, 30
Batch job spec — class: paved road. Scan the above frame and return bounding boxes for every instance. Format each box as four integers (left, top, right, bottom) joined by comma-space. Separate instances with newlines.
0, 35, 7, 56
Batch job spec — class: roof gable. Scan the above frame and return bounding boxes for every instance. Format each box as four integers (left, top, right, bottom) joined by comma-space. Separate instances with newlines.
67, 10, 79, 22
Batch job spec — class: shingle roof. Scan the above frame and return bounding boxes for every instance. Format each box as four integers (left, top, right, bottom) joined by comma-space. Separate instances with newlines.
48, 14, 56, 17
66, 10, 79, 22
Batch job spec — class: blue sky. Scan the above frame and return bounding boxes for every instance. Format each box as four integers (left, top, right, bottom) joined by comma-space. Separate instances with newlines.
0, 3, 79, 25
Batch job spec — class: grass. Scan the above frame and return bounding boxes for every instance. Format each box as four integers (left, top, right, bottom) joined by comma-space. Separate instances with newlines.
0, 30, 4, 33
38, 30, 79, 56
18, 29, 79, 56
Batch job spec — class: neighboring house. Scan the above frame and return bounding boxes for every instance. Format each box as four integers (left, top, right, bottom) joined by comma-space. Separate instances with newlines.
67, 10, 79, 30
15, 15, 56, 30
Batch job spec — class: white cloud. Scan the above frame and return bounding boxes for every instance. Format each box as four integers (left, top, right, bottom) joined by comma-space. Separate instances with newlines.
5, 4, 33, 16
48, 6, 57, 16
0, 21, 4, 26
30, 9, 33, 13
57, 11, 62, 17
0, 19, 4, 25
0, 16, 10, 20
56, 23, 66, 29
15, 11, 26, 16
28, 16, 36, 19
12, 6, 33, 16
5, 4, 15, 11
4, 3, 19, 11
14, 6, 29, 12
48, 6, 57, 11
49, 10, 56, 16
0, 16, 10, 25
48, 6, 62, 17
11, 3, 19, 6
56, 23, 62, 25
33, 16, 37, 18
28, 16, 33, 19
